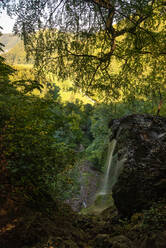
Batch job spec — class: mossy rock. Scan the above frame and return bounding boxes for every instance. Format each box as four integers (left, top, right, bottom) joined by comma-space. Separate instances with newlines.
112, 115, 166, 217
94, 193, 114, 207
80, 194, 114, 215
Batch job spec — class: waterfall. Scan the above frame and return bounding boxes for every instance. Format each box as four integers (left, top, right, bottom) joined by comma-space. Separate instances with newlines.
92, 126, 126, 212
98, 126, 124, 196
100, 139, 117, 195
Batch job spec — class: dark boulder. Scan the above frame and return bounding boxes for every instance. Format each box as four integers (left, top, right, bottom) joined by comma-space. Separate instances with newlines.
111, 114, 166, 217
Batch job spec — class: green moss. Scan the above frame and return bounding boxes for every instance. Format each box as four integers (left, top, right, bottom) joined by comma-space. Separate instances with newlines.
80, 193, 115, 215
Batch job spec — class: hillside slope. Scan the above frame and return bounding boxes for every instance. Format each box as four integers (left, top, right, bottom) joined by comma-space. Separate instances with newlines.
0, 33, 20, 52
0, 33, 28, 64
4, 39, 30, 64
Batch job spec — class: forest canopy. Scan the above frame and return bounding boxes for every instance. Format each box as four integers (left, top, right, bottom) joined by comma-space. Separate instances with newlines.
1, 0, 166, 102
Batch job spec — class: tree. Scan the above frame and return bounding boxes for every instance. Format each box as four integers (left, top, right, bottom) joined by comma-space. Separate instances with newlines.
6, 0, 166, 101
0, 30, 81, 209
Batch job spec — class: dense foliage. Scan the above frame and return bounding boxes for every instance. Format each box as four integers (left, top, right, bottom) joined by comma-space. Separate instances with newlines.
5, 0, 166, 102
0, 34, 94, 209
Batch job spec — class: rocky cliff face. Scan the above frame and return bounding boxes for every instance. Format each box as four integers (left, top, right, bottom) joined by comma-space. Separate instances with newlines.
66, 161, 101, 211
110, 114, 166, 217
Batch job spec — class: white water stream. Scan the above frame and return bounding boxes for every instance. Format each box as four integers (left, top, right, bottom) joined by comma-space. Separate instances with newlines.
100, 139, 117, 195
93, 127, 127, 212
99, 126, 124, 196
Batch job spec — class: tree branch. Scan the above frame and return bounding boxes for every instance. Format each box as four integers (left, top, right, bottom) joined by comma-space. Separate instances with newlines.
90, 0, 113, 9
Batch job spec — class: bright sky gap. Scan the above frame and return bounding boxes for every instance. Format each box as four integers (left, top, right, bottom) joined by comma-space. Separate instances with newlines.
0, 11, 15, 33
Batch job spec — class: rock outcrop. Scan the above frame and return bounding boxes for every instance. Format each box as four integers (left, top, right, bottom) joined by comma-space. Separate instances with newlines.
110, 114, 166, 216
66, 160, 101, 211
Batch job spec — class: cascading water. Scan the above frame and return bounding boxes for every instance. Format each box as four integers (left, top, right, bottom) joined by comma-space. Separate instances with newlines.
99, 126, 122, 196
94, 127, 126, 211
100, 139, 117, 195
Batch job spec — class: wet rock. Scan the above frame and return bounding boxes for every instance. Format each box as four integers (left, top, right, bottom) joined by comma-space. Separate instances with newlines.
66, 160, 101, 211
111, 114, 166, 216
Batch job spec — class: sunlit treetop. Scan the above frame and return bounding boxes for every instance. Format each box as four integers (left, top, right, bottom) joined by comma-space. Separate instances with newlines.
4, 0, 166, 102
